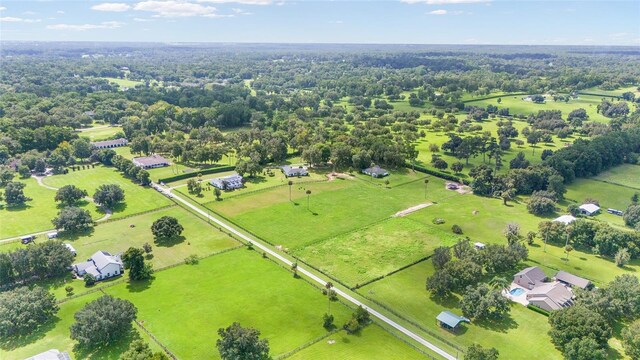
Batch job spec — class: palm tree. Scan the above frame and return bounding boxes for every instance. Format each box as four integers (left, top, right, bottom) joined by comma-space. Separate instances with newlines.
490, 276, 510, 293
424, 179, 429, 199
288, 180, 293, 201
306, 189, 311, 211
325, 282, 333, 314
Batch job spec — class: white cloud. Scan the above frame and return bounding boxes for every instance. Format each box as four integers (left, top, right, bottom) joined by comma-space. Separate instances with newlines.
609, 32, 627, 38
0, 7, 6, 11
133, 17, 154, 21
57, 10, 65, 14
23, 11, 36, 15
47, 21, 124, 31
402, 0, 490, 4
91, 3, 132, 12
231, 7, 252, 15
197, 0, 273, 5
428, 9, 447, 15
0, 16, 42, 23
134, 1, 220, 17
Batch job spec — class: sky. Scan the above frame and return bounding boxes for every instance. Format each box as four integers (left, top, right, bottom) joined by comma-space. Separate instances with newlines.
0, 0, 639, 45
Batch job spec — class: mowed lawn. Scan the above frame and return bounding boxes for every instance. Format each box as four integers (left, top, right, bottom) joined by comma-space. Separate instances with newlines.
286, 325, 427, 360
213, 171, 448, 250
0, 291, 162, 360
42, 165, 173, 219
0, 178, 102, 239
361, 261, 563, 360
292, 216, 462, 287
105, 249, 353, 359
592, 164, 640, 189
565, 178, 637, 211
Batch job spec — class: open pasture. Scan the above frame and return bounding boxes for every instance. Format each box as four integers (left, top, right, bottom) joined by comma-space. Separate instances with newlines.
592, 164, 640, 190
0, 178, 102, 239
466, 94, 620, 123
211, 171, 450, 250
286, 325, 427, 360
42, 165, 173, 219
292, 216, 462, 287
78, 125, 124, 142
105, 249, 354, 359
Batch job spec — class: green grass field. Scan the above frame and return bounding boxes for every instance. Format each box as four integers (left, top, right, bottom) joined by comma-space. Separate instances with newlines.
42, 165, 173, 219
592, 164, 640, 190
105, 249, 354, 359
286, 325, 427, 360
101, 77, 144, 89
78, 126, 125, 141
564, 178, 637, 212
582, 85, 639, 97
466, 94, 621, 123
292, 216, 462, 287
0, 178, 102, 239
214, 171, 445, 250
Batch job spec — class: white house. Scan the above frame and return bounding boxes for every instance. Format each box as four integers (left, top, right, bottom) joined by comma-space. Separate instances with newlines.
73, 251, 123, 281
579, 203, 600, 216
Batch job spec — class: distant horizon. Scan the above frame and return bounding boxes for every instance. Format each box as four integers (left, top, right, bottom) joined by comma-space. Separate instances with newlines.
1, 40, 639, 48
1, 0, 638, 46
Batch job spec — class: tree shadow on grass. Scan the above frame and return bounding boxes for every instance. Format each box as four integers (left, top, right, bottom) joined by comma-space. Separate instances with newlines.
110, 202, 128, 214
4, 203, 32, 212
59, 228, 96, 241
154, 235, 186, 248
0, 316, 61, 351
473, 312, 518, 333
126, 277, 154, 293
428, 293, 460, 308
73, 329, 143, 360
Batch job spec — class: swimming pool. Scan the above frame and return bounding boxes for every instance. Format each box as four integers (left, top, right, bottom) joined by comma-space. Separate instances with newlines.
509, 288, 525, 296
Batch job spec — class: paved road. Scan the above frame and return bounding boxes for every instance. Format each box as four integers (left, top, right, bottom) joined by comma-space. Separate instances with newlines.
153, 182, 457, 360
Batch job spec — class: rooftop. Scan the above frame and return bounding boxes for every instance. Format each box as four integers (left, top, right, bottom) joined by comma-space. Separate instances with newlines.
553, 215, 577, 225
579, 203, 600, 213
91, 138, 127, 147
554, 270, 591, 289
436, 311, 470, 328
132, 154, 170, 167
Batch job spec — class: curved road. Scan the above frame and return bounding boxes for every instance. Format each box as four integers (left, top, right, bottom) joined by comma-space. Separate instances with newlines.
153, 182, 457, 360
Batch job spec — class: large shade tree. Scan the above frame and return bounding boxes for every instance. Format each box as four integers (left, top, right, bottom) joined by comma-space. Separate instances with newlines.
216, 322, 270, 360
70, 295, 137, 349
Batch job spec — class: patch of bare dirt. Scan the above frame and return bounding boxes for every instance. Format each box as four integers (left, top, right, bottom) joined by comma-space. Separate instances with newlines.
392, 203, 433, 217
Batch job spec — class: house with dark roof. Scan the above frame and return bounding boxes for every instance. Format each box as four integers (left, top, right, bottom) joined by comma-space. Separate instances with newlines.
282, 165, 308, 177
91, 138, 128, 149
554, 271, 592, 289
362, 165, 389, 178
132, 154, 170, 169
513, 266, 547, 290
210, 173, 243, 190
526, 283, 574, 311
73, 251, 123, 281
436, 311, 470, 332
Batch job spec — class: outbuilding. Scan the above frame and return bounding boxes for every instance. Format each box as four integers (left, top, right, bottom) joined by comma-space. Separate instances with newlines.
436, 311, 470, 332
362, 165, 389, 178
132, 154, 170, 169
579, 203, 600, 216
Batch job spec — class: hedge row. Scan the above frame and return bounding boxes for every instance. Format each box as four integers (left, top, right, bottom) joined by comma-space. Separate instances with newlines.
527, 304, 550, 317
158, 165, 235, 183
408, 163, 468, 184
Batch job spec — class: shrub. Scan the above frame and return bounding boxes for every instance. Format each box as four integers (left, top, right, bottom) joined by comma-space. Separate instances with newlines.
84, 274, 96, 287
184, 254, 199, 265
451, 224, 463, 234
433, 218, 446, 225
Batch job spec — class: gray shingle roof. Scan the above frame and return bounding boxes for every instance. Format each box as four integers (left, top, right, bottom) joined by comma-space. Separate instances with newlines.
554, 271, 591, 289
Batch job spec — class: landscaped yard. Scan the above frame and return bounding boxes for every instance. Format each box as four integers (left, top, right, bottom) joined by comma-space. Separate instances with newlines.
105, 249, 354, 359
42, 165, 173, 219
77, 125, 124, 142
